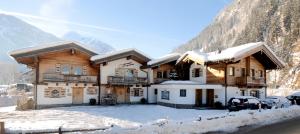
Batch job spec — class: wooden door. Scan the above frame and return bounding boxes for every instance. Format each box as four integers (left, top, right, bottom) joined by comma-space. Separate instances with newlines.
116, 87, 126, 103
72, 87, 83, 104
195, 89, 202, 107
206, 89, 214, 107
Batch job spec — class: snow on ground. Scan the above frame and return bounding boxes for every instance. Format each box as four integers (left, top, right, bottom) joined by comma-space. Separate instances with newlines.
0, 105, 225, 133
1, 105, 300, 134
0, 106, 15, 112
112, 106, 300, 134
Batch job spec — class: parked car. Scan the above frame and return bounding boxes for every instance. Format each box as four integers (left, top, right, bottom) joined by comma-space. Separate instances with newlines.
286, 92, 300, 105
262, 96, 291, 109
228, 96, 267, 112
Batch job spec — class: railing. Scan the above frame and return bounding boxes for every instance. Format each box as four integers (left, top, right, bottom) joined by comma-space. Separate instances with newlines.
43, 73, 97, 83
236, 76, 265, 87
107, 76, 147, 85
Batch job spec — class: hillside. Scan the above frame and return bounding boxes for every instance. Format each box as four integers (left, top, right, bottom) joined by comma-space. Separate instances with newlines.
174, 0, 300, 90
63, 31, 115, 54
0, 14, 61, 62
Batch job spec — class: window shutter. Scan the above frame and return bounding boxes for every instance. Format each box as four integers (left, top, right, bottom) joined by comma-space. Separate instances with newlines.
140, 89, 143, 97
130, 89, 134, 96
199, 68, 203, 77
134, 69, 138, 77
192, 69, 195, 77
55, 64, 61, 73
83, 65, 88, 75
115, 69, 121, 76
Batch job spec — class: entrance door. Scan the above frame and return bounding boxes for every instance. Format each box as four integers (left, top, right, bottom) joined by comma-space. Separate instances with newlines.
72, 87, 84, 104
195, 89, 202, 107
206, 89, 214, 107
116, 87, 126, 103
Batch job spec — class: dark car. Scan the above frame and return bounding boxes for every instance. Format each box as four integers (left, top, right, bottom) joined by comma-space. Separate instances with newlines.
286, 92, 300, 105
228, 96, 267, 112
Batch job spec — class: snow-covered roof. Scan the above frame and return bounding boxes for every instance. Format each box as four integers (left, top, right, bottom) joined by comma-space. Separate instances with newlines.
148, 53, 181, 66
90, 48, 151, 63
9, 41, 98, 56
160, 80, 200, 85
176, 42, 285, 69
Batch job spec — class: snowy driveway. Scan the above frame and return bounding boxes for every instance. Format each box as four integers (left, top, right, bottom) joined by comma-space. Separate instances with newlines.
0, 105, 226, 133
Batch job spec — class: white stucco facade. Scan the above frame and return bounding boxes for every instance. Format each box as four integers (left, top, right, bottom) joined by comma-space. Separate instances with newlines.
36, 82, 98, 106
149, 84, 266, 106
189, 63, 206, 84
100, 58, 147, 84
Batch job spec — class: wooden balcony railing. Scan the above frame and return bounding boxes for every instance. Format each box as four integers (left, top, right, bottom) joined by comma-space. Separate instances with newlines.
236, 76, 266, 87
43, 73, 97, 83
107, 76, 147, 85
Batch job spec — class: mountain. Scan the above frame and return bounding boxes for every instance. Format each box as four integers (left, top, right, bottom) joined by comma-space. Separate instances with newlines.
0, 14, 61, 62
63, 31, 115, 54
174, 0, 300, 90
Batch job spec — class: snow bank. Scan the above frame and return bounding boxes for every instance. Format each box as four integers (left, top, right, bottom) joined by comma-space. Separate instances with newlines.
116, 106, 300, 134
2, 105, 300, 133
0, 95, 22, 107
0, 105, 225, 133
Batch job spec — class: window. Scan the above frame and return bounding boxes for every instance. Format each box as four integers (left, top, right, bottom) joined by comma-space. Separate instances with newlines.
154, 89, 157, 95
51, 89, 60, 98
73, 66, 82, 75
157, 71, 162, 78
241, 68, 246, 77
250, 90, 259, 98
134, 89, 140, 96
259, 70, 263, 77
193, 68, 203, 77
55, 64, 61, 73
163, 71, 168, 78
180, 89, 186, 97
251, 69, 255, 77
229, 67, 235, 76
125, 69, 134, 77
161, 90, 169, 100
241, 90, 245, 96
61, 64, 70, 75
195, 68, 200, 77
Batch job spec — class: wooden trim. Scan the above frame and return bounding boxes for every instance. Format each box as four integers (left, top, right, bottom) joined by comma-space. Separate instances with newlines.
34, 56, 39, 109
0, 122, 4, 134
98, 66, 101, 105
11, 43, 97, 58
224, 63, 228, 107
93, 50, 150, 64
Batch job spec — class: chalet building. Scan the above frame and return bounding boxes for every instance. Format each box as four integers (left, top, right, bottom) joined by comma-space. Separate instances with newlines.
10, 41, 285, 109
90, 48, 151, 104
147, 42, 285, 108
10, 41, 100, 108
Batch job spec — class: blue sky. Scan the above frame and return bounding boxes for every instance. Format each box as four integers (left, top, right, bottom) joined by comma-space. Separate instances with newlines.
0, 0, 231, 58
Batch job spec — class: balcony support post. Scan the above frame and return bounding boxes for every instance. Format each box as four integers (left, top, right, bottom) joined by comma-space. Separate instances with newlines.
34, 56, 39, 109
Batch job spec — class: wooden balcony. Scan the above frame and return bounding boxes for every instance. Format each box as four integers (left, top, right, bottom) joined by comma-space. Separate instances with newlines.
236, 76, 266, 87
43, 73, 97, 83
107, 76, 147, 85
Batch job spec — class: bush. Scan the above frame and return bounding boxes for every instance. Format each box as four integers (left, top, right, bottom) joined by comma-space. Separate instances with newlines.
89, 98, 96, 105
214, 101, 224, 109
140, 98, 147, 104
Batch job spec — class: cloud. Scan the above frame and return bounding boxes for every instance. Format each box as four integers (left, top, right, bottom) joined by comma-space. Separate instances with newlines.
0, 10, 128, 36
